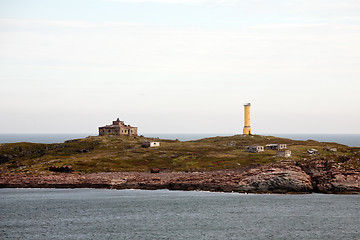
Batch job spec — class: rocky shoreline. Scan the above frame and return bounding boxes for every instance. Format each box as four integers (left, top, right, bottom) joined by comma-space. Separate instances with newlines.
1, 160, 359, 194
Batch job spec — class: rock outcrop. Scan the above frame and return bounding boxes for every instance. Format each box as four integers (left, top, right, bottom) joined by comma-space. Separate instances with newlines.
0, 164, 314, 193
298, 157, 360, 194
1, 153, 359, 194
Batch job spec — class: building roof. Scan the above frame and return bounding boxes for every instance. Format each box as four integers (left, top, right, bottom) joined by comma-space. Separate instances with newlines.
99, 118, 137, 129
99, 125, 136, 129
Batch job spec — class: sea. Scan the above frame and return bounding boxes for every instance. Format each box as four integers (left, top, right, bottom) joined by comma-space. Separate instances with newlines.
1, 134, 359, 239
0, 189, 359, 240
0, 133, 359, 146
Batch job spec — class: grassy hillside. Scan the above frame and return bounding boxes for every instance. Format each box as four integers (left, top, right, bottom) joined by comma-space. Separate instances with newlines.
0, 134, 358, 174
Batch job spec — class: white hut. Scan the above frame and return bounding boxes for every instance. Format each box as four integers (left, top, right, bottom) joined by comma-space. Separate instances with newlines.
142, 141, 160, 148
245, 145, 264, 153
266, 144, 287, 150
277, 150, 291, 158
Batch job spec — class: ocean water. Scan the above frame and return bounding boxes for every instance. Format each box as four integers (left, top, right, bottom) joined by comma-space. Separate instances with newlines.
0, 133, 95, 144
0, 133, 359, 146
265, 133, 360, 148
0, 189, 359, 240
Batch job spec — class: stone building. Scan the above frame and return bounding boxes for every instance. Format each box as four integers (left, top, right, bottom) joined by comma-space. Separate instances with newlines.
142, 141, 160, 148
245, 145, 264, 153
323, 147, 337, 152
98, 118, 138, 136
266, 144, 287, 150
307, 149, 318, 155
277, 150, 291, 158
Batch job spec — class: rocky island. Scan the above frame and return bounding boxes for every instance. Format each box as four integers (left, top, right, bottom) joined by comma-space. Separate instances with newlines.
0, 134, 359, 194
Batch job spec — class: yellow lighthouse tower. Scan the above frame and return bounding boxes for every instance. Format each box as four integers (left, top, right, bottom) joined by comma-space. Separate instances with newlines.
243, 103, 251, 135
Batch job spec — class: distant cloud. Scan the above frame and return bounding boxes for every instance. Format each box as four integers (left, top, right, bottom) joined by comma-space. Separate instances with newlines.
1, 0, 360, 133
107, 0, 360, 18
1, 17, 359, 76
107, 0, 360, 7
0, 18, 145, 29
106, 0, 209, 4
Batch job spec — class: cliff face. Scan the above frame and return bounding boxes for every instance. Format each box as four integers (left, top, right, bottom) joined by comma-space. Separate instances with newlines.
1, 160, 359, 193
238, 165, 312, 193
298, 157, 360, 194
0, 164, 323, 193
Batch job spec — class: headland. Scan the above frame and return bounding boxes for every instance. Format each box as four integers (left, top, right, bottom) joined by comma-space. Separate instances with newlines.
1, 135, 359, 194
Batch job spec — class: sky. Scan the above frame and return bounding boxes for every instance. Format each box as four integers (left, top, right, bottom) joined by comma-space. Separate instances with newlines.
0, 0, 359, 134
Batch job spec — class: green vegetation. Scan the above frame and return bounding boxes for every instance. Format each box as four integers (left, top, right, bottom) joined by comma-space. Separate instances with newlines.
0, 134, 358, 174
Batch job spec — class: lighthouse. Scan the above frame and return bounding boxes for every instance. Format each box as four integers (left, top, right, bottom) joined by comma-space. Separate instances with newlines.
243, 103, 251, 135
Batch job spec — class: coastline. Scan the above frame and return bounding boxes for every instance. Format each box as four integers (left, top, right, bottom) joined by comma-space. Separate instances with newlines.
1, 134, 359, 194
2, 161, 359, 194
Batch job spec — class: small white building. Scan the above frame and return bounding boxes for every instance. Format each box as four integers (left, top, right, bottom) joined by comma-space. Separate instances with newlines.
307, 149, 318, 155
266, 144, 287, 150
277, 150, 291, 158
245, 145, 264, 153
150, 142, 160, 147
142, 141, 160, 148
323, 147, 337, 152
